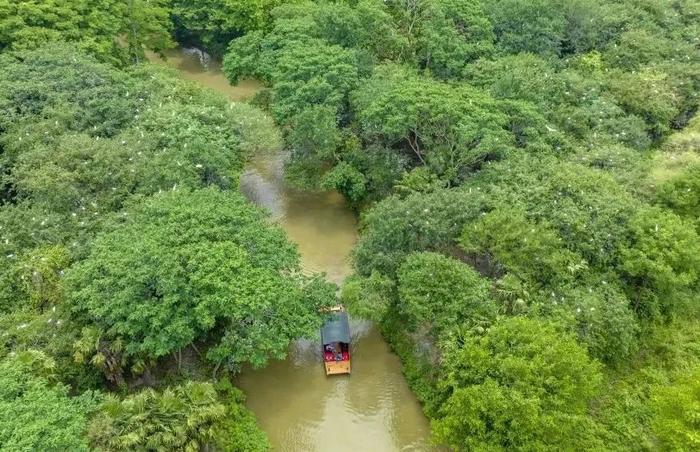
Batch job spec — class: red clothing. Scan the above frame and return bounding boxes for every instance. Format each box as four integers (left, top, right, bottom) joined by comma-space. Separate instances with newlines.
324, 351, 349, 362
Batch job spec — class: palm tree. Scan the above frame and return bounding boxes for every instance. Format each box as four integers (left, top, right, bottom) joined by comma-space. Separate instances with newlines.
89, 382, 226, 451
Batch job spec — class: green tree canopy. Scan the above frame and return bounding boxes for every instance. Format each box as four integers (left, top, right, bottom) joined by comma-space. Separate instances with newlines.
484, 0, 617, 56
656, 162, 700, 228
352, 65, 513, 182
0, 0, 173, 65
354, 187, 485, 276
460, 209, 584, 287
67, 189, 334, 378
397, 252, 495, 334
88, 380, 269, 451
0, 45, 281, 317
411, 0, 495, 79
651, 367, 700, 451
171, 0, 301, 57
0, 350, 98, 451
618, 206, 700, 320
433, 317, 602, 450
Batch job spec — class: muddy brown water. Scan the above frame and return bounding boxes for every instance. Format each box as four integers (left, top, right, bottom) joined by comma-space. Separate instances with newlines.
146, 48, 263, 100
147, 47, 433, 451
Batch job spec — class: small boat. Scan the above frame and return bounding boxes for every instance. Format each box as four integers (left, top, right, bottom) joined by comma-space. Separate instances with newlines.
321, 306, 351, 375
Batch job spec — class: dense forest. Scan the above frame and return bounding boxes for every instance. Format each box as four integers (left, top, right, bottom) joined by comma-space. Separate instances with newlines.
1, 0, 699, 451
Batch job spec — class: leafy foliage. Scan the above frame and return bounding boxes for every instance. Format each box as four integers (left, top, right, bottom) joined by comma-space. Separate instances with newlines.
0, 43, 317, 449
221, 0, 700, 207
410, 0, 495, 79
354, 148, 698, 446
1, 0, 699, 450
171, 0, 300, 57
214, 379, 271, 452
88, 381, 269, 451
0, 44, 279, 300
0, 0, 173, 65
651, 366, 700, 451
397, 252, 495, 334
67, 189, 333, 376
354, 187, 484, 276
483, 0, 617, 56
618, 206, 700, 320
0, 350, 98, 451
432, 318, 602, 450
0, 245, 69, 313
460, 210, 583, 287
353, 66, 512, 181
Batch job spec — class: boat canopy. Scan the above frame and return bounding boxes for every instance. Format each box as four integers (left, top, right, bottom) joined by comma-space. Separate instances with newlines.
321, 311, 350, 344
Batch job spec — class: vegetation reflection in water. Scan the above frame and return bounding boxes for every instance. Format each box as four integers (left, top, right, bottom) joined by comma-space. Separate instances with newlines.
153, 47, 434, 451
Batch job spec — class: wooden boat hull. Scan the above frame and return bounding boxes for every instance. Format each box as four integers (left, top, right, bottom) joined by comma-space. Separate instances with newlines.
325, 358, 351, 375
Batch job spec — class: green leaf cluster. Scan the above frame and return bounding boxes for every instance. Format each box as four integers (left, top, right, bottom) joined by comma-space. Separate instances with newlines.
433, 318, 602, 451
0, 0, 173, 65
0, 350, 99, 451
0, 44, 315, 449
67, 189, 332, 375
88, 380, 270, 451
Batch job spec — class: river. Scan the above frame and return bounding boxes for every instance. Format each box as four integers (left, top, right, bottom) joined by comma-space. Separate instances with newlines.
147, 48, 433, 451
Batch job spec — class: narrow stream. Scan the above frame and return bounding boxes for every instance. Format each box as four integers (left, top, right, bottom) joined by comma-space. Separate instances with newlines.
147, 48, 433, 451
239, 153, 356, 284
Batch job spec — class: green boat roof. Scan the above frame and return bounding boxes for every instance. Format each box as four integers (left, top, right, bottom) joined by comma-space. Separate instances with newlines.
321, 311, 350, 344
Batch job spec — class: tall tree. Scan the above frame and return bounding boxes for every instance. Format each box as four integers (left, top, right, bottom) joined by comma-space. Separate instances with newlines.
433, 317, 602, 450
397, 252, 495, 334
618, 206, 700, 320
67, 189, 334, 379
353, 65, 512, 182
171, 0, 310, 57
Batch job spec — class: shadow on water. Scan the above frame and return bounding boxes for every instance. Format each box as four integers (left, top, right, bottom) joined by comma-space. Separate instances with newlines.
147, 46, 434, 451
